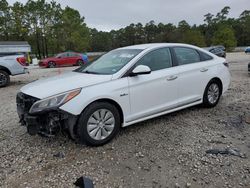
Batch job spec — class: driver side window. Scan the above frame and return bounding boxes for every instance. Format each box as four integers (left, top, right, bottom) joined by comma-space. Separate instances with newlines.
136, 48, 172, 71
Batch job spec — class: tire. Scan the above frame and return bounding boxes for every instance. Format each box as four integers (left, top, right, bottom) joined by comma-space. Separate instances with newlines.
48, 61, 56, 68
0, 70, 10, 87
76, 59, 84, 66
203, 80, 222, 108
76, 102, 121, 146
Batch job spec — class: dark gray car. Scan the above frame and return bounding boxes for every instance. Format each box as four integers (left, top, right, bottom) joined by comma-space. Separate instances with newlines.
204, 47, 226, 58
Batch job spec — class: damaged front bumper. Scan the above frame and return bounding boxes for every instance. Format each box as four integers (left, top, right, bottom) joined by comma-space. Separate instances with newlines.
16, 92, 78, 139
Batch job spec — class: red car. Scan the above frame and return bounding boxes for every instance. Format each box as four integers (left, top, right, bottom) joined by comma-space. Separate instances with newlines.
39, 52, 84, 68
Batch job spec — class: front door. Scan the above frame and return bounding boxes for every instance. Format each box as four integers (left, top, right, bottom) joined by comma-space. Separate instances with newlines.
127, 47, 179, 122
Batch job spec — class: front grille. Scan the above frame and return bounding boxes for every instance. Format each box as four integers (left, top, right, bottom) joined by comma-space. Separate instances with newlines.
16, 92, 39, 114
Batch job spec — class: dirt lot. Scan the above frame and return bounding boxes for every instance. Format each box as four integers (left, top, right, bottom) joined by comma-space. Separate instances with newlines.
0, 53, 250, 188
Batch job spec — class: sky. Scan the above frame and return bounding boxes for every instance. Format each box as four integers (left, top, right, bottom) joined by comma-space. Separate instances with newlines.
7, 0, 249, 31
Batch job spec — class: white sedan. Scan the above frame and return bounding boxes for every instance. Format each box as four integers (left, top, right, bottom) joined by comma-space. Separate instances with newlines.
17, 43, 231, 146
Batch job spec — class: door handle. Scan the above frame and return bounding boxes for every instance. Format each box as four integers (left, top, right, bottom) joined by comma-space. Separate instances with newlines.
167, 75, 178, 81
200, 68, 208, 72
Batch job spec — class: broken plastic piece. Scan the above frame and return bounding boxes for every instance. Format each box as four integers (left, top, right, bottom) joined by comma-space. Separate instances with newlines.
74, 176, 94, 188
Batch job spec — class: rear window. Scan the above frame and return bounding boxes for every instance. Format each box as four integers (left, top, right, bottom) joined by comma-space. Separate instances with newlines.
199, 51, 213, 61
174, 47, 200, 65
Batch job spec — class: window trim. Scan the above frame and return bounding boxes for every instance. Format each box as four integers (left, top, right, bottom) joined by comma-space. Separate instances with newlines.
122, 47, 175, 78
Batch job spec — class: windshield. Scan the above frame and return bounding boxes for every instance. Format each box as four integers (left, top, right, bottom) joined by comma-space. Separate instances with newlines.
75, 49, 142, 75
55, 53, 63, 58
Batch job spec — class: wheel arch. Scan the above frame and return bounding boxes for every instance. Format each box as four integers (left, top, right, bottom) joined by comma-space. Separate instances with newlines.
82, 98, 124, 125
209, 77, 223, 94
0, 65, 11, 75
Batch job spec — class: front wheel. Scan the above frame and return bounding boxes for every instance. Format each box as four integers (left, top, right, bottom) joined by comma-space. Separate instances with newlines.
0, 70, 10, 87
76, 102, 121, 146
48, 61, 56, 68
203, 81, 222, 108
76, 59, 84, 66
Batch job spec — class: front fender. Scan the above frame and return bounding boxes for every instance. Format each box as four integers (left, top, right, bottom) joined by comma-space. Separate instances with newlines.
59, 77, 130, 121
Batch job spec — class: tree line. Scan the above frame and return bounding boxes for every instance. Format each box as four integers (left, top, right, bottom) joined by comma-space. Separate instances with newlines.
0, 0, 250, 58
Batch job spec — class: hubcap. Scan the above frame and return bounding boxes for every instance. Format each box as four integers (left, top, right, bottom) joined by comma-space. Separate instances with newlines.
78, 60, 83, 66
207, 83, 220, 104
0, 73, 7, 86
87, 109, 115, 141
49, 62, 55, 68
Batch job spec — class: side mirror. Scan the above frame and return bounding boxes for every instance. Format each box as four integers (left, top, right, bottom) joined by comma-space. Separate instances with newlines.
58, 56, 61, 58
130, 65, 151, 76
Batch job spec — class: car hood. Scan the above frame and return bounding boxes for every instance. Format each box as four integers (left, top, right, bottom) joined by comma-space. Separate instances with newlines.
20, 71, 113, 99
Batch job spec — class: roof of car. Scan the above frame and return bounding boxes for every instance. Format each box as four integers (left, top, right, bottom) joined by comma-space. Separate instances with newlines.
0, 41, 30, 46
119, 43, 196, 50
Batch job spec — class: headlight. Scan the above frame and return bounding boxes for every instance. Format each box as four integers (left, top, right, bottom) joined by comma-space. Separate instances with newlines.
29, 89, 81, 114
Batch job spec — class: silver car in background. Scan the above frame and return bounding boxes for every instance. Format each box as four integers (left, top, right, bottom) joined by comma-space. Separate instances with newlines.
0, 41, 30, 87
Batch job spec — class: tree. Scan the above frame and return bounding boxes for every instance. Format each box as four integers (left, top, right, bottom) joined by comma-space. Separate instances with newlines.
183, 29, 206, 47
204, 13, 214, 25
59, 6, 90, 52
235, 10, 250, 46
215, 6, 230, 22
212, 25, 237, 49
1, 1, 250, 54
134, 23, 146, 44
89, 29, 112, 51
145, 20, 158, 43
0, 0, 11, 40
10, 2, 29, 40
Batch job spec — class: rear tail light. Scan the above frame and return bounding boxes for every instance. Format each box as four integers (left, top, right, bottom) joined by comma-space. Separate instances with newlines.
223, 62, 229, 68
16, 57, 27, 66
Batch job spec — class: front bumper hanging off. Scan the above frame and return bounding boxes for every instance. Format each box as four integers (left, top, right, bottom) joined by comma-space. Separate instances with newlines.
16, 92, 78, 138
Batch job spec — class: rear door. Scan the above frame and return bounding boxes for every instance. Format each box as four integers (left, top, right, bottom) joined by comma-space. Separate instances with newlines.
68, 52, 80, 66
57, 53, 69, 66
172, 47, 213, 105
127, 47, 179, 122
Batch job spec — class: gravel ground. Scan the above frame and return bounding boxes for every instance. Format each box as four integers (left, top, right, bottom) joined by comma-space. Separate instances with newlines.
0, 53, 250, 188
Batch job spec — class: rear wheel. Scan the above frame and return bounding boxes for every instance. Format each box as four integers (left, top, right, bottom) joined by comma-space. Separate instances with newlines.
0, 70, 10, 87
76, 102, 121, 146
77, 59, 84, 66
203, 80, 222, 108
48, 61, 56, 68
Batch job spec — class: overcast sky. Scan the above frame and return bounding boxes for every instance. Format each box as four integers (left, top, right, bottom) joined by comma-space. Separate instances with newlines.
8, 0, 249, 31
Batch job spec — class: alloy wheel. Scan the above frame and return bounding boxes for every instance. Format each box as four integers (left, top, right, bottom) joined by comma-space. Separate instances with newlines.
87, 109, 115, 141
207, 83, 220, 104
48, 62, 56, 68
0, 72, 7, 86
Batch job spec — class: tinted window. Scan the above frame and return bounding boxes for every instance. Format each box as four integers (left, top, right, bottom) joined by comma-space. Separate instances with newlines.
68, 52, 77, 57
200, 51, 213, 61
174, 47, 200, 65
136, 48, 172, 71
68, 53, 73, 57
58, 53, 68, 58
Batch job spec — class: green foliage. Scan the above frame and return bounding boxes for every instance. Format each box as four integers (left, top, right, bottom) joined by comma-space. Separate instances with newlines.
0, 0, 90, 58
183, 30, 206, 47
0, 3, 249, 54
90, 29, 112, 51
235, 11, 250, 46
212, 26, 237, 49
0, 0, 11, 40
59, 6, 90, 52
